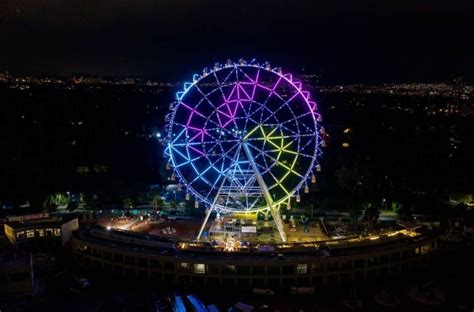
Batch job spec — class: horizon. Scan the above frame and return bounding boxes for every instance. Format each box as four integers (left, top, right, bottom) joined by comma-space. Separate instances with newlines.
1, 70, 473, 85
1, 1, 473, 83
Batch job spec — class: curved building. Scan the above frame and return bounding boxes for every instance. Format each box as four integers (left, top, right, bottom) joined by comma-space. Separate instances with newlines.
72, 226, 438, 289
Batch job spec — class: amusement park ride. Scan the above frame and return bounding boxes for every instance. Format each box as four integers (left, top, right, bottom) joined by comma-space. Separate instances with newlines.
165, 59, 322, 242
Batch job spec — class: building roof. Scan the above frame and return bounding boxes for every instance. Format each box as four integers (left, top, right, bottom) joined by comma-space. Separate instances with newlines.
73, 226, 439, 262
5, 214, 78, 230
0, 253, 31, 268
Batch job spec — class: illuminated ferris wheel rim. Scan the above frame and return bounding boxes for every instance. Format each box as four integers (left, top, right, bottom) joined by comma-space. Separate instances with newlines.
165, 60, 322, 213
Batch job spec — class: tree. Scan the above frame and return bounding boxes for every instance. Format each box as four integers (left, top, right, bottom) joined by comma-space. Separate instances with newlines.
391, 200, 412, 220
120, 190, 134, 209
137, 192, 149, 205
335, 165, 352, 191
362, 202, 380, 230
152, 194, 163, 210
146, 187, 163, 210
52, 193, 69, 208
43, 193, 69, 211
455, 203, 468, 217
123, 196, 134, 209
67, 201, 78, 212
349, 202, 362, 223
43, 198, 57, 212
82, 193, 96, 210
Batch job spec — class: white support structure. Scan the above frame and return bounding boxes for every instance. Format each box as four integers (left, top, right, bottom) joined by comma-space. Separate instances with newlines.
242, 143, 287, 242
196, 145, 241, 240
196, 175, 227, 240
196, 142, 288, 242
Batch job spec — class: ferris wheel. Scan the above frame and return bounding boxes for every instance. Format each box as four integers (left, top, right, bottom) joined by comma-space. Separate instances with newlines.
165, 59, 322, 241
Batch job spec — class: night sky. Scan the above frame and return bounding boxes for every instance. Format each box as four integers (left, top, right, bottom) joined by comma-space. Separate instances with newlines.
1, 0, 473, 82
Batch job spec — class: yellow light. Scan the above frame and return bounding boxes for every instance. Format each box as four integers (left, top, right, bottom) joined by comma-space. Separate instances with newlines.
342, 142, 350, 148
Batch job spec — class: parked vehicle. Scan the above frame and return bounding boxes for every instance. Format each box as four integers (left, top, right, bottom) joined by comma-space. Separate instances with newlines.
186, 294, 207, 312
73, 275, 90, 288
252, 288, 274, 295
290, 286, 314, 295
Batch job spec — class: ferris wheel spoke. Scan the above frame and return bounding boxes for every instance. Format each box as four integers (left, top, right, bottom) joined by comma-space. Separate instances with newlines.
179, 103, 232, 139
260, 137, 298, 160
247, 132, 315, 141
267, 173, 290, 196
261, 164, 283, 194
299, 135, 317, 151
278, 111, 314, 125
253, 77, 283, 122
219, 66, 237, 85
193, 81, 222, 111
251, 69, 260, 98
279, 124, 299, 136
173, 153, 206, 168
245, 105, 266, 123
256, 146, 310, 158
250, 141, 296, 177
236, 66, 257, 84
204, 171, 225, 202
257, 91, 307, 145
247, 125, 285, 174
261, 149, 303, 179
169, 145, 189, 162
187, 159, 220, 187
180, 102, 207, 119
193, 83, 236, 136
259, 92, 301, 125
186, 140, 239, 184
239, 71, 261, 124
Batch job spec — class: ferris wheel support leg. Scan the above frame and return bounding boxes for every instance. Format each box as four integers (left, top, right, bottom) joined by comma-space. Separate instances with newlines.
242, 143, 287, 242
269, 207, 287, 243
196, 206, 214, 240
196, 174, 229, 240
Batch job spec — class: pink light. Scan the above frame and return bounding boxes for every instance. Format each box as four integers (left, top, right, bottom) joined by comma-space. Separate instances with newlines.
188, 145, 205, 156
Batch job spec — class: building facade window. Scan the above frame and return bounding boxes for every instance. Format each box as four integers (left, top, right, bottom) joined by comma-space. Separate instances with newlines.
54, 228, 61, 236
180, 262, 190, 271
420, 245, 431, 254
311, 263, 322, 272
26, 230, 35, 238
193, 263, 206, 274
225, 265, 235, 272
297, 264, 308, 274
36, 229, 45, 237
